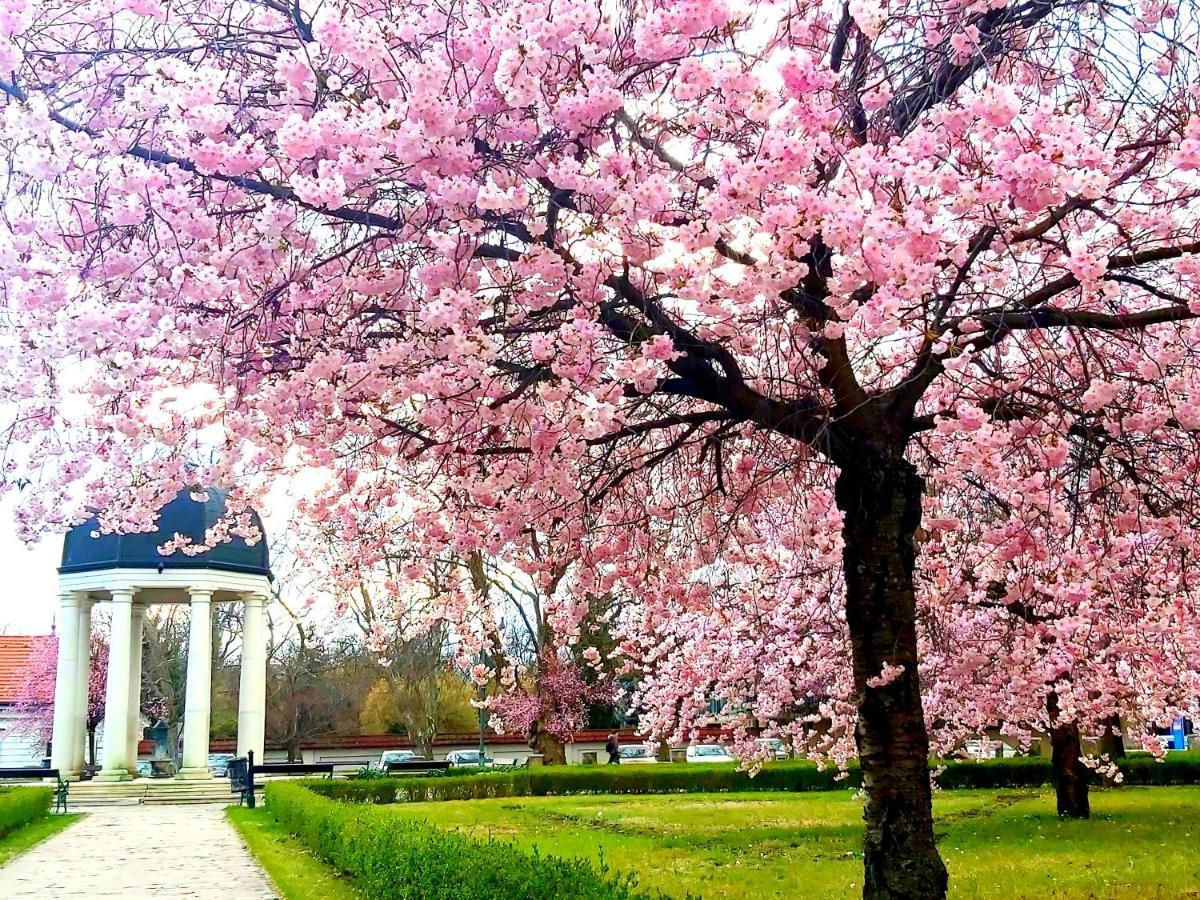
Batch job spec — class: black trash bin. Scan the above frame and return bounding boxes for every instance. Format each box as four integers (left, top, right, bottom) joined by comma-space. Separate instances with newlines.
228, 756, 248, 791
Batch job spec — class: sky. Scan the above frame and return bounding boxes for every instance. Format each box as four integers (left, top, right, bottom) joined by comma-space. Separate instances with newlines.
0, 514, 60, 634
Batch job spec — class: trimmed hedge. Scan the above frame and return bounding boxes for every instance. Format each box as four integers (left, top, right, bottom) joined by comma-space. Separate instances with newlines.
1117, 752, 1200, 786
306, 752, 1200, 804
933, 757, 1057, 789
0, 786, 53, 839
935, 753, 1200, 789
264, 780, 657, 899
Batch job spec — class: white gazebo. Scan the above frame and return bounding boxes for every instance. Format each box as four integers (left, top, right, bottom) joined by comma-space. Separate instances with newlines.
50, 488, 272, 782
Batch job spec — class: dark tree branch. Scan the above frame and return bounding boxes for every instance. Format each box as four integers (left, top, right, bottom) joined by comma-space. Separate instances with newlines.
888, 0, 1062, 137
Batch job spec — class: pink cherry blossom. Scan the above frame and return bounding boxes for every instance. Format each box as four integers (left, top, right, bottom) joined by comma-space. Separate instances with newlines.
1, 2, 1199, 895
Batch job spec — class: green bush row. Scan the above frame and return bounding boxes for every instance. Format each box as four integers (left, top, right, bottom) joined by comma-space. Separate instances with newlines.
936, 753, 1200, 788
0, 786, 53, 839
317, 762, 858, 803
1116, 752, 1200, 785
307, 752, 1200, 804
263, 781, 658, 899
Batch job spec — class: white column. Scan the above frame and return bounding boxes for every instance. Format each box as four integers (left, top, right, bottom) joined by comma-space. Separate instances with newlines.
50, 592, 81, 777
178, 589, 214, 779
96, 589, 135, 781
126, 603, 147, 774
70, 600, 93, 776
237, 593, 267, 761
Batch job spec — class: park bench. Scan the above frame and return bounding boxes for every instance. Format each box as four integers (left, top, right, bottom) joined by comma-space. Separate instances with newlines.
325, 759, 373, 771
229, 753, 347, 809
0, 767, 69, 813
253, 762, 336, 778
385, 759, 452, 775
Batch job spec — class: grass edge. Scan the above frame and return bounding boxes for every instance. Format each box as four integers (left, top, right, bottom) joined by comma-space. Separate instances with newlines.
226, 805, 364, 900
0, 813, 84, 868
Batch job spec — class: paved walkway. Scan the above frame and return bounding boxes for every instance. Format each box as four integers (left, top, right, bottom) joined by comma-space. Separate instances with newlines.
0, 805, 278, 898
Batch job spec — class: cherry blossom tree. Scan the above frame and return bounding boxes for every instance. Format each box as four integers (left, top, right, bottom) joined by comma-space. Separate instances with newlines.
3, 1, 1200, 895
622, 435, 1200, 819
11, 636, 61, 751
489, 649, 613, 763
459, 550, 625, 763
13, 633, 109, 768
918, 431, 1200, 818
301, 503, 626, 762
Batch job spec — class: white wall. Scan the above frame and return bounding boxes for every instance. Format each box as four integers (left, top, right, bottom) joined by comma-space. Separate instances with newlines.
0, 709, 46, 768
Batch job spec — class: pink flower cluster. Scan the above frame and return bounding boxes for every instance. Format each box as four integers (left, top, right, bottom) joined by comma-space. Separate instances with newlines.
489, 651, 612, 743
0, 0, 1197, 777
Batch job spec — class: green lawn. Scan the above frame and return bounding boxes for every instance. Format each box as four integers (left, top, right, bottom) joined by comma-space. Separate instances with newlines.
0, 813, 82, 867
227, 807, 363, 900
381, 787, 1200, 898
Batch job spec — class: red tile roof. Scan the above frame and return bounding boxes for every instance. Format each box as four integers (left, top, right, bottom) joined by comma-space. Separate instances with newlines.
0, 635, 47, 704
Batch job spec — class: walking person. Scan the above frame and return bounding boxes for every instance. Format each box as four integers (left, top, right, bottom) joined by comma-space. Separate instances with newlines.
605, 732, 621, 764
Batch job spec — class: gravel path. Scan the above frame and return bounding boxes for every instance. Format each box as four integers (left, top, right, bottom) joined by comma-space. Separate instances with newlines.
0, 804, 277, 899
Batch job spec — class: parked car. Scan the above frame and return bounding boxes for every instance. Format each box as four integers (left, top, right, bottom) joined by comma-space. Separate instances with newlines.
375, 749, 418, 772
756, 737, 791, 761
686, 744, 736, 764
445, 750, 494, 768
208, 753, 235, 777
964, 739, 1017, 759
618, 744, 658, 764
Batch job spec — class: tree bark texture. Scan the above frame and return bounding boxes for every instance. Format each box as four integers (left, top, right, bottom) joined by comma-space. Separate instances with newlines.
528, 721, 567, 765
1049, 717, 1091, 818
836, 458, 948, 900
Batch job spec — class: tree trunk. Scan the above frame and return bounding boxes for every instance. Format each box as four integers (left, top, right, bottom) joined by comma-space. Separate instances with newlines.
1049, 718, 1090, 818
1098, 712, 1125, 761
836, 458, 948, 900
528, 721, 567, 765
88, 726, 97, 772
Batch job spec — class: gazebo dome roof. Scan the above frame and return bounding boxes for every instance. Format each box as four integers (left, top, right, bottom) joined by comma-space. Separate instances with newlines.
59, 487, 271, 578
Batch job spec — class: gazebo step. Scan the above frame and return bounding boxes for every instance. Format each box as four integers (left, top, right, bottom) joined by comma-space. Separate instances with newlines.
67, 778, 239, 807
69, 799, 145, 808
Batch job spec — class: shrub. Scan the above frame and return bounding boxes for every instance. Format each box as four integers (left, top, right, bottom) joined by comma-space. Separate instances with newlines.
938, 752, 1200, 789
933, 757, 1054, 790
531, 762, 863, 795
308, 761, 863, 804
307, 752, 1200, 805
0, 786, 53, 839
1119, 751, 1200, 786
264, 781, 656, 899
322, 769, 533, 803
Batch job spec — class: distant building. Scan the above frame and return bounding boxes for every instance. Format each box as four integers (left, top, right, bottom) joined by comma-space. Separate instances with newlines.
0, 635, 47, 767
